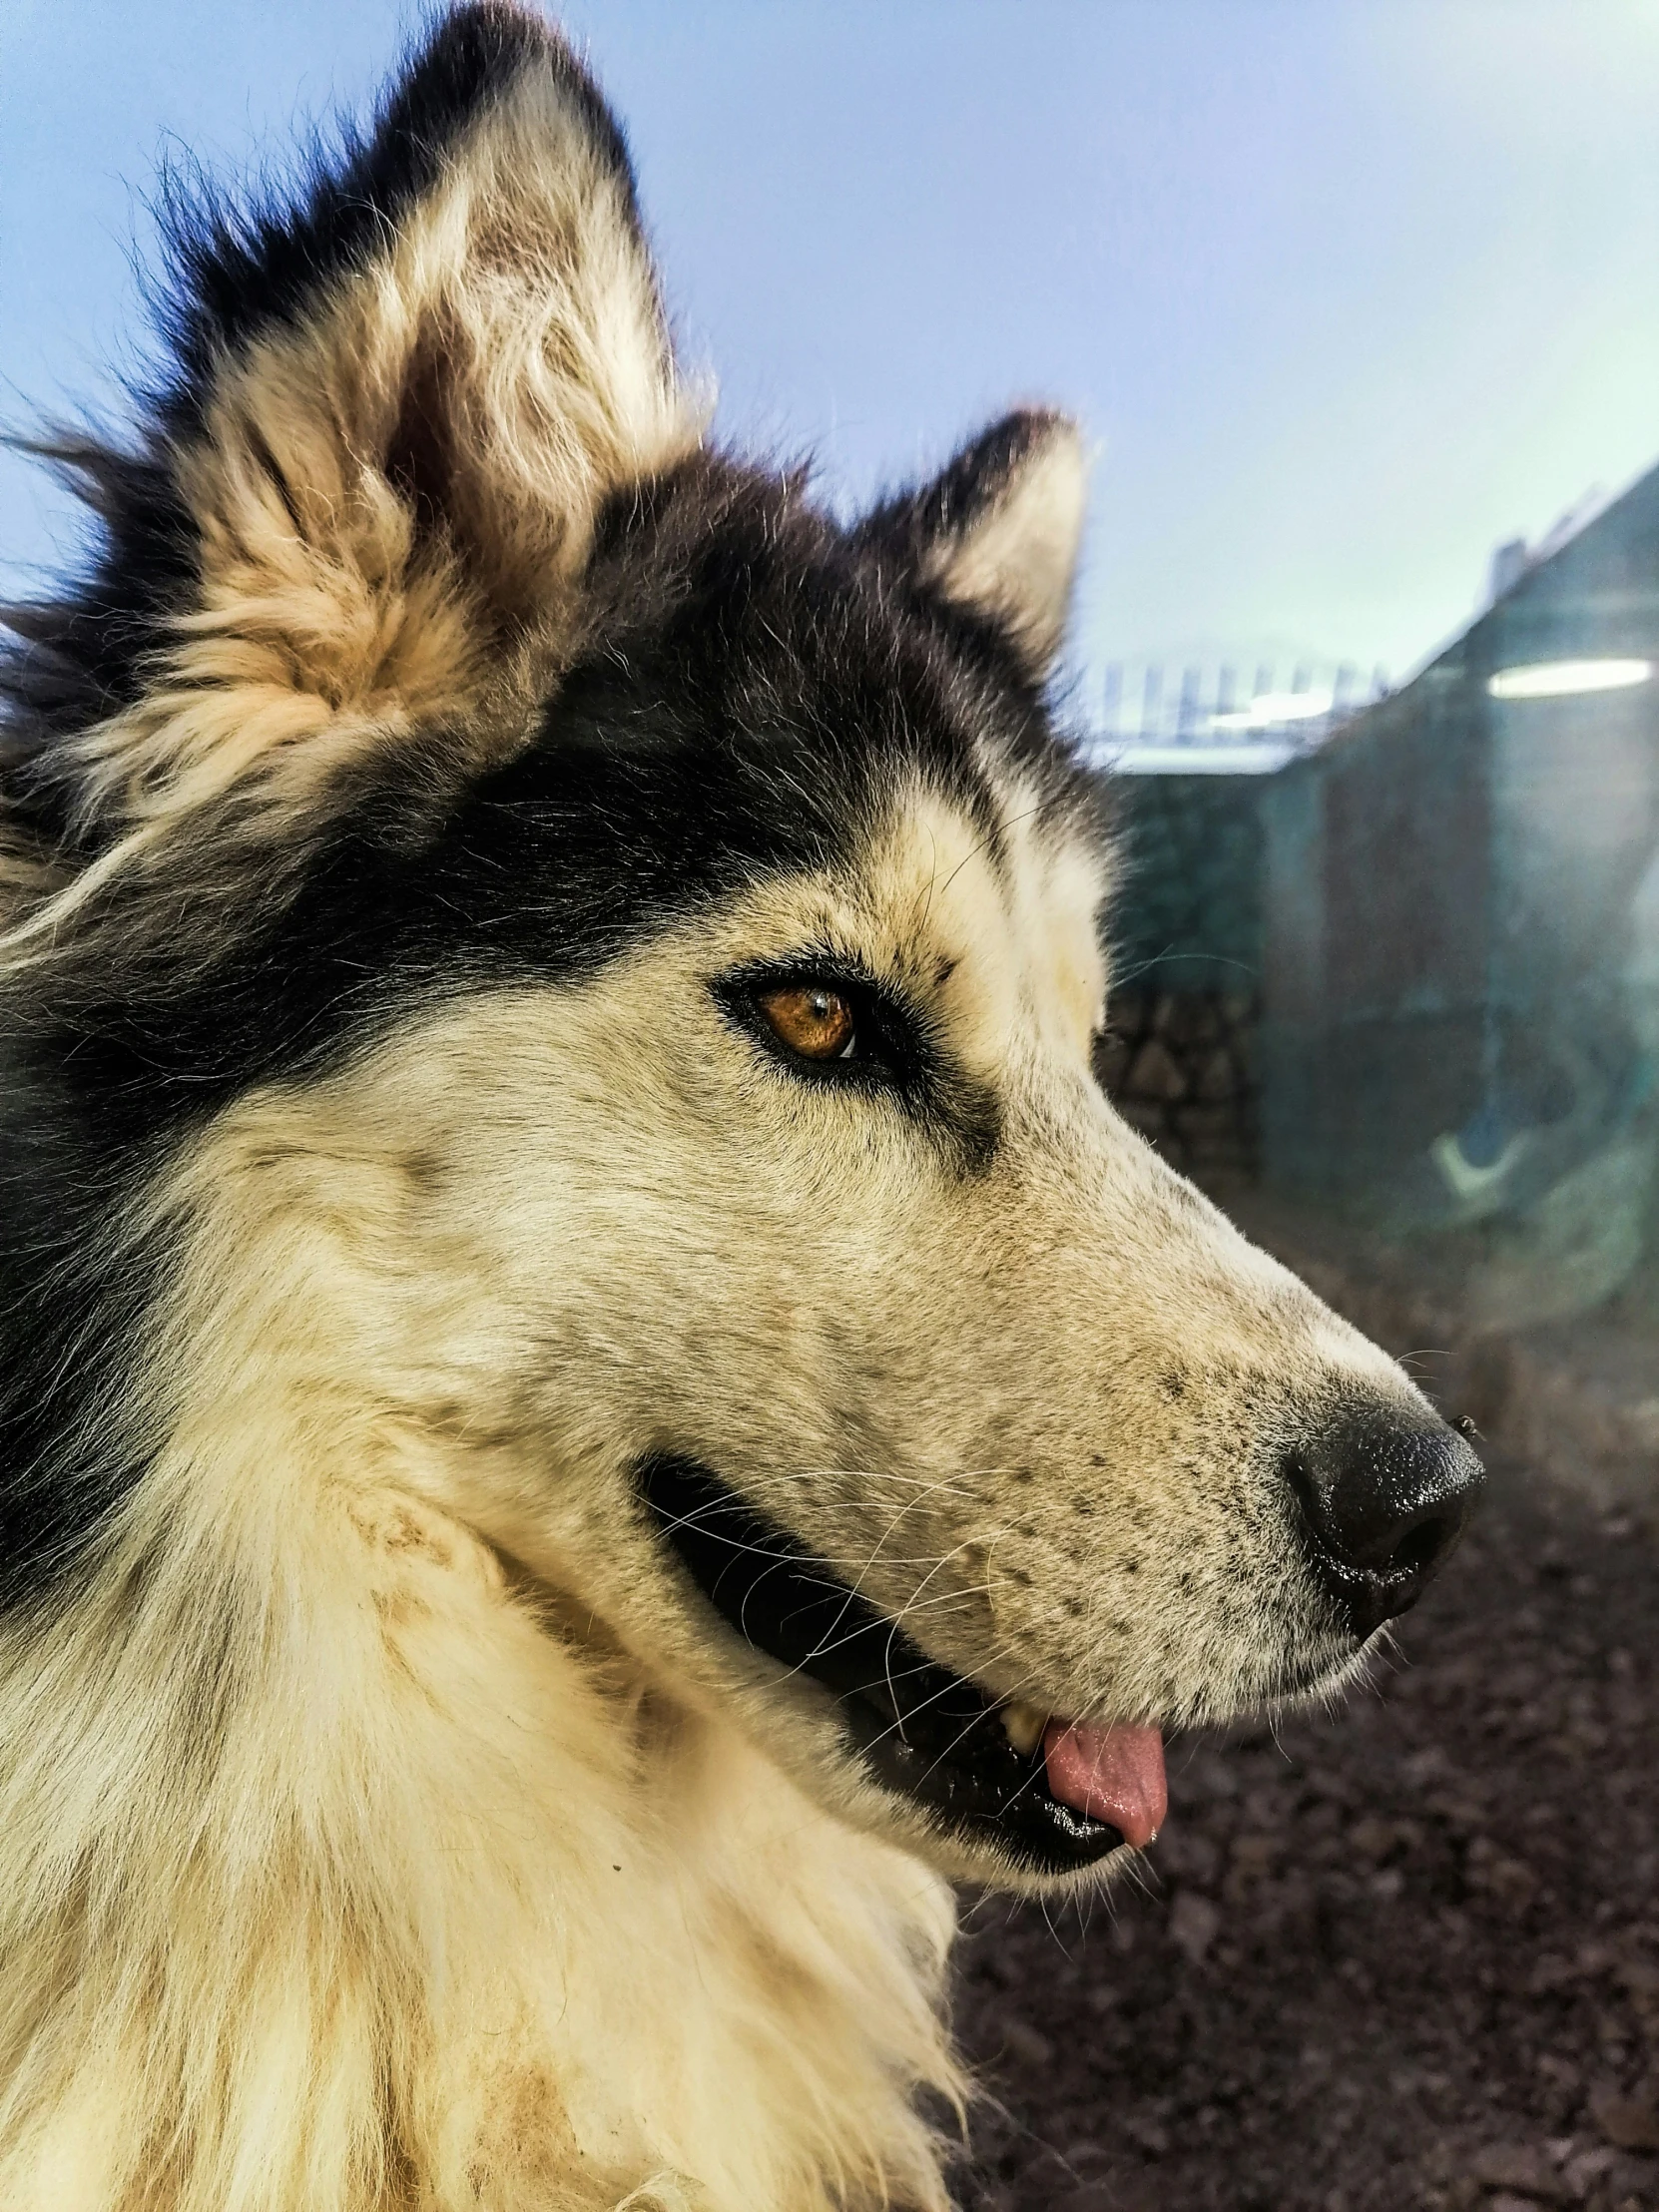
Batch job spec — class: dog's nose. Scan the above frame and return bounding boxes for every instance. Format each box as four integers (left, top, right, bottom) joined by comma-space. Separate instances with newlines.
1287, 1406, 1483, 1640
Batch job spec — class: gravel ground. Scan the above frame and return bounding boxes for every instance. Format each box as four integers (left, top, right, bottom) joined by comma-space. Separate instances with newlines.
949, 1456, 1659, 2212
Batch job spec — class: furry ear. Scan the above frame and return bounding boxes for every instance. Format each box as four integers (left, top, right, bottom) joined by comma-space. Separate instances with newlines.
857, 410, 1086, 676
4, 4, 700, 904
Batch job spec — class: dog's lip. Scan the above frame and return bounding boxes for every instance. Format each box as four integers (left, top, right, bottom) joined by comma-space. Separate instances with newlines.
637, 1452, 1132, 1875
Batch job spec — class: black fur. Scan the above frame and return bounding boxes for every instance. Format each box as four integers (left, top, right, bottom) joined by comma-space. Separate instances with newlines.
857, 409, 1065, 558
0, 453, 1086, 1606
11, 460, 1068, 1125
0, 19, 1095, 1610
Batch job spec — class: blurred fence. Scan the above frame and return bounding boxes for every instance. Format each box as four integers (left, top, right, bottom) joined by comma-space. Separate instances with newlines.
1084, 656, 1389, 770
1100, 459, 1659, 1333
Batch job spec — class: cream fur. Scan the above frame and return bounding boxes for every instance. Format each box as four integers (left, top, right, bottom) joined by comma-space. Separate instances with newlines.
0, 774, 1421, 2208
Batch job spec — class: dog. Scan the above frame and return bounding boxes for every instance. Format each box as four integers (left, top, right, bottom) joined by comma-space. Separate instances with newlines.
0, 10, 1481, 2207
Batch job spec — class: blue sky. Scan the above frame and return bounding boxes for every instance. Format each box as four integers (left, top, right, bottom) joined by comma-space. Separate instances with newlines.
2, 1, 1656, 707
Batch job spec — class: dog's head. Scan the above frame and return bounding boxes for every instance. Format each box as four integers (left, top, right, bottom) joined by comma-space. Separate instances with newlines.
0, 6, 1480, 1892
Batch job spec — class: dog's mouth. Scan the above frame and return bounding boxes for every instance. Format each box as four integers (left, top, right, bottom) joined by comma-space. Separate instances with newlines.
639, 1453, 1165, 1876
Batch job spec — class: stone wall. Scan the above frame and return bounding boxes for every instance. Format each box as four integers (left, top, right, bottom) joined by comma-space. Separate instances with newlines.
1110, 771, 1264, 992
1099, 771, 1267, 1184
1095, 986, 1259, 1183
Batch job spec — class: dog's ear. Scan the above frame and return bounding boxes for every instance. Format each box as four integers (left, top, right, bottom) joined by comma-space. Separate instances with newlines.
856, 410, 1086, 676
23, 3, 700, 873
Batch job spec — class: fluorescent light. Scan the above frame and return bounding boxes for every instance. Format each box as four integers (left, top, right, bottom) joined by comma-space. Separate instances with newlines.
1106, 743, 1298, 776
1208, 688, 1334, 732
1487, 658, 1653, 700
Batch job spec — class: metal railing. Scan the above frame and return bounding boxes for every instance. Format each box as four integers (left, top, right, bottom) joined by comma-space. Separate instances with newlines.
1086, 657, 1389, 768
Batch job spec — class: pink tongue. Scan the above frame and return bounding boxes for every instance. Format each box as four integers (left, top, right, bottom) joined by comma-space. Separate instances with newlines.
1042, 1721, 1167, 1849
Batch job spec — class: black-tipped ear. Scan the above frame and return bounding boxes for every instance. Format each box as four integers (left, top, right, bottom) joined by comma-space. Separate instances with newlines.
856, 410, 1087, 676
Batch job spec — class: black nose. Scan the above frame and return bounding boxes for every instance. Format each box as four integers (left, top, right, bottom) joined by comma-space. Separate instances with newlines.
1286, 1406, 1484, 1640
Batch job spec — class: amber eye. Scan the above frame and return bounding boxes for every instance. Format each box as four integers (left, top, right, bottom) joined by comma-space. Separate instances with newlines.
757, 983, 856, 1061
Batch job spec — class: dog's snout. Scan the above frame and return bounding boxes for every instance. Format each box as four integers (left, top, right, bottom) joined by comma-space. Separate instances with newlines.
1286, 1406, 1484, 1641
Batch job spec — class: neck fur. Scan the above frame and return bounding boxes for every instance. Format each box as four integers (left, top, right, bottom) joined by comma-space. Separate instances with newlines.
0, 1211, 962, 2211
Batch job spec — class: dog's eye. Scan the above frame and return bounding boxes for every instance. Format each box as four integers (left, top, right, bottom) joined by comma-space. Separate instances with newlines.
758, 983, 857, 1061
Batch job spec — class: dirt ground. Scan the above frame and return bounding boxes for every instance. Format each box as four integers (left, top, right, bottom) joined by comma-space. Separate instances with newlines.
949, 1454, 1659, 2212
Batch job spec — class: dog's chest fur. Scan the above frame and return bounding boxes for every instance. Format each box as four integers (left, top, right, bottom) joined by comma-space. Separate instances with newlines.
0, 1477, 959, 2210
